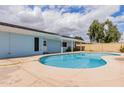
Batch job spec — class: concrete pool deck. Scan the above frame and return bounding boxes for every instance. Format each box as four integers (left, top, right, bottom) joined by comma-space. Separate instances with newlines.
0, 52, 124, 87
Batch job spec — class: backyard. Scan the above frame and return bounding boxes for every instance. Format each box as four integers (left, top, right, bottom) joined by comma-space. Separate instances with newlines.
0, 52, 124, 87
0, 5, 124, 87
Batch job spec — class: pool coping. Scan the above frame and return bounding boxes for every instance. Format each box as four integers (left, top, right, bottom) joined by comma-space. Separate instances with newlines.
1, 51, 124, 86
38, 51, 123, 70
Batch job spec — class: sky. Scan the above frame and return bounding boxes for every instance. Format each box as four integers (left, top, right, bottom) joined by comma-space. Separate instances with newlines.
0, 5, 124, 42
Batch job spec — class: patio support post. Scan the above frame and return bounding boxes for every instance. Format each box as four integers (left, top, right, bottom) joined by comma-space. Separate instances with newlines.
71, 40, 74, 52
61, 38, 63, 53
42, 37, 44, 54
80, 42, 82, 51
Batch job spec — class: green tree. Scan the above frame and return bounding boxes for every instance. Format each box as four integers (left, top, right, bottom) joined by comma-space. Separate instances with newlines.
103, 19, 121, 43
87, 19, 121, 43
87, 20, 104, 43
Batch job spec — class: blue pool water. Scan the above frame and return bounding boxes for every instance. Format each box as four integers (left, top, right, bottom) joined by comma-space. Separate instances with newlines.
40, 53, 120, 69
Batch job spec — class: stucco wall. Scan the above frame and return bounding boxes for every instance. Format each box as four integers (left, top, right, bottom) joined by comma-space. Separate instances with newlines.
46, 39, 61, 53
63, 41, 75, 52
10, 33, 44, 57
0, 32, 43, 58
63, 41, 71, 52
0, 32, 10, 58
79, 43, 124, 52
46, 39, 75, 53
0, 31, 76, 58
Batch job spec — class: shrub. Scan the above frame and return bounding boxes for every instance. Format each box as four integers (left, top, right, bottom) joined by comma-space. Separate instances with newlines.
73, 47, 80, 51
66, 46, 82, 52
66, 46, 71, 52
120, 46, 124, 52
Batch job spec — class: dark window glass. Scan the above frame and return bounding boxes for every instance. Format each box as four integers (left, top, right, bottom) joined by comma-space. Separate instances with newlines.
43, 40, 47, 46
62, 42, 67, 47
34, 37, 39, 51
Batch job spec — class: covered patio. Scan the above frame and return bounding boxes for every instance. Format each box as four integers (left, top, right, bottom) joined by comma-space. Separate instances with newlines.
60, 36, 84, 53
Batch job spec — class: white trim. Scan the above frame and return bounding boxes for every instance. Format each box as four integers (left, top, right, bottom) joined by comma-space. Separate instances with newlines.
61, 39, 64, 53
71, 41, 74, 52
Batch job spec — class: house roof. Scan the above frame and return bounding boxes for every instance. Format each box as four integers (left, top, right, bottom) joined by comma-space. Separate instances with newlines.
0, 22, 83, 42
0, 22, 70, 39
0, 22, 59, 35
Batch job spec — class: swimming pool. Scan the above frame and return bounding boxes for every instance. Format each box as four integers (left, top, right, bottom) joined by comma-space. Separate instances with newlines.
40, 53, 120, 69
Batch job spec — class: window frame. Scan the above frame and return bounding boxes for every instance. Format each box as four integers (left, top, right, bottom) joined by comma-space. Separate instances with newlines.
34, 37, 39, 51
43, 40, 47, 46
62, 42, 67, 47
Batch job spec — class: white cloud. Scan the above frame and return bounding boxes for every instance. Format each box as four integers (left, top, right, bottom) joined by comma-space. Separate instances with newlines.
0, 5, 121, 42
41, 5, 120, 41
108, 12, 124, 33
18, 6, 42, 23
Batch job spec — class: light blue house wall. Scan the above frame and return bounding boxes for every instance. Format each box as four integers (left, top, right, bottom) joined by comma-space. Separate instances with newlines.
46, 39, 61, 53
46, 39, 76, 53
63, 41, 76, 52
63, 41, 71, 52
0, 31, 44, 58
0, 22, 81, 58
0, 31, 77, 58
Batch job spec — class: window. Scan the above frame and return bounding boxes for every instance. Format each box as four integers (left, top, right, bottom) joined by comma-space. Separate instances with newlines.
62, 42, 67, 47
43, 40, 47, 46
34, 37, 39, 51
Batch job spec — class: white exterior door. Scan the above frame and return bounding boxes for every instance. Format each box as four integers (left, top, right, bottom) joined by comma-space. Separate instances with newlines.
0, 32, 10, 58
